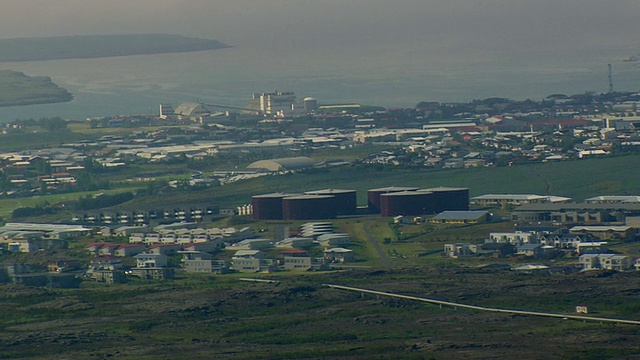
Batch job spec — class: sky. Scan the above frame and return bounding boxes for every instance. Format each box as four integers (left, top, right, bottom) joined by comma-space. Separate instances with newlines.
2, 0, 639, 57
1, 0, 640, 117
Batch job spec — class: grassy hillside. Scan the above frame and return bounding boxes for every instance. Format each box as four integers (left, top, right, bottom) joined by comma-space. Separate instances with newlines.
117, 154, 640, 211
0, 70, 72, 107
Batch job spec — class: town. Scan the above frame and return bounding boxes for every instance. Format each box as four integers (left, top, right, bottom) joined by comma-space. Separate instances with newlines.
2, 90, 640, 288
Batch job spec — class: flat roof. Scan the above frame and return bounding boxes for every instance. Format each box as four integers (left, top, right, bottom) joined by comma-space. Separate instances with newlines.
471, 194, 548, 201
283, 194, 334, 200
253, 192, 298, 199
368, 186, 419, 192
420, 187, 468, 192
432, 211, 488, 220
571, 226, 632, 232
514, 203, 640, 211
585, 196, 640, 202
380, 190, 433, 197
305, 189, 356, 195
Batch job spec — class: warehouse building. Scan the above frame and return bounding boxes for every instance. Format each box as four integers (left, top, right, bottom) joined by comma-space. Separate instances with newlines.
380, 190, 435, 217
304, 189, 357, 216
251, 193, 298, 220
282, 195, 336, 220
367, 186, 420, 214
421, 187, 469, 212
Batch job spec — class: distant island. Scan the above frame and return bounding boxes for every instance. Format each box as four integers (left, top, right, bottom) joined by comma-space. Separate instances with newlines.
0, 70, 72, 107
0, 34, 231, 62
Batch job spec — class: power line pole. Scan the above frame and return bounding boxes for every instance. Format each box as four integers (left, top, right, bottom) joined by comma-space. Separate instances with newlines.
608, 64, 614, 93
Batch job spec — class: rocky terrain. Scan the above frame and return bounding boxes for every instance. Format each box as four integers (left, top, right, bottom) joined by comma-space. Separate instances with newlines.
0, 267, 639, 359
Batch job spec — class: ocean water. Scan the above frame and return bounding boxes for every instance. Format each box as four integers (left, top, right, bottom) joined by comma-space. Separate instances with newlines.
0, 44, 638, 121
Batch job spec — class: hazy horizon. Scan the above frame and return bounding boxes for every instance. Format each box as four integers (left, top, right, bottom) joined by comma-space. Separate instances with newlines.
2, 1, 639, 57
1, 1, 640, 119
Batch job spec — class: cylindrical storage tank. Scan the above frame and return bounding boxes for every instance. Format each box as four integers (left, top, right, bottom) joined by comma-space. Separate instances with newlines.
420, 187, 469, 212
252, 193, 298, 220
305, 189, 357, 216
282, 195, 336, 220
303, 97, 318, 112
379, 191, 435, 217
367, 186, 419, 214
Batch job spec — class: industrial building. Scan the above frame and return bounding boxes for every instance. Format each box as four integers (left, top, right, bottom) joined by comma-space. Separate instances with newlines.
251, 185, 469, 220
421, 187, 470, 212
251, 193, 298, 220
369, 186, 469, 217
380, 190, 435, 217
251, 91, 296, 115
282, 195, 336, 220
304, 189, 357, 216
367, 187, 420, 214
303, 97, 319, 112
252, 188, 357, 221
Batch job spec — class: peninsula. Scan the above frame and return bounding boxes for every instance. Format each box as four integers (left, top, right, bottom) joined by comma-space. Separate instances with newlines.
0, 34, 231, 62
0, 70, 72, 107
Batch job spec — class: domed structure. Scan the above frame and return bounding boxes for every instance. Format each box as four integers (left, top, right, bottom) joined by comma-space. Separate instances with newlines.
174, 102, 211, 117
303, 97, 318, 112
247, 156, 317, 172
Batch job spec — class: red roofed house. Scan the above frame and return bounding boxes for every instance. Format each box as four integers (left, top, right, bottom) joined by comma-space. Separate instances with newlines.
114, 244, 146, 257
84, 242, 119, 255
148, 243, 182, 255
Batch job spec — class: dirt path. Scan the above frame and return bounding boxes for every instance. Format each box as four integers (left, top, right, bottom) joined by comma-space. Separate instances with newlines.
363, 221, 392, 268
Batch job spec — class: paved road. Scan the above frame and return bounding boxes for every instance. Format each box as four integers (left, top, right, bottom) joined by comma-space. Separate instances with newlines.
363, 221, 392, 268
324, 284, 640, 326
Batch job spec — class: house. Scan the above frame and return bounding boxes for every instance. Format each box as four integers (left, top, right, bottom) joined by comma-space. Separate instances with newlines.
232, 250, 264, 259
128, 233, 145, 244
234, 238, 273, 250
570, 226, 636, 240
317, 233, 351, 247
516, 244, 545, 258
148, 243, 182, 255
283, 256, 328, 271
576, 242, 609, 254
114, 244, 146, 257
540, 233, 591, 249
476, 243, 516, 258
323, 248, 355, 263
89, 256, 124, 270
182, 241, 222, 253
275, 237, 314, 249
86, 257, 126, 283
443, 243, 475, 258
489, 232, 538, 246
134, 253, 168, 268
143, 233, 161, 245
579, 254, 633, 271
231, 250, 277, 273
599, 254, 633, 271
429, 211, 488, 224
115, 226, 147, 237
130, 253, 173, 279
180, 251, 230, 274
47, 259, 81, 272
85, 242, 117, 254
